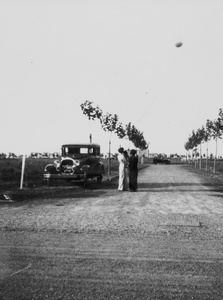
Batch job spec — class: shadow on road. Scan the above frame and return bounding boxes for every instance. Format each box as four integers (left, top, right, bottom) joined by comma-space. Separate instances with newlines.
136, 182, 223, 196
139, 182, 223, 189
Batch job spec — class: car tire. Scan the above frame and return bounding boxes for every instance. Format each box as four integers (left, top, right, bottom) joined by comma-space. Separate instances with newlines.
46, 179, 51, 187
97, 175, 103, 183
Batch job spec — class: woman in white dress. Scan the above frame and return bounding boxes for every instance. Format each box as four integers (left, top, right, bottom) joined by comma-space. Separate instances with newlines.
117, 147, 127, 191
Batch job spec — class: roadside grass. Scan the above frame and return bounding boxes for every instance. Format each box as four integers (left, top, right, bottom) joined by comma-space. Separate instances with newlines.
0, 158, 151, 200
187, 159, 223, 174
1, 157, 222, 191
0, 158, 119, 191
0, 158, 54, 189
183, 159, 223, 189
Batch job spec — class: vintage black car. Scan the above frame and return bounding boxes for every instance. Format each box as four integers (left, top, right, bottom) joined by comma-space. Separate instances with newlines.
153, 154, 171, 165
44, 143, 105, 186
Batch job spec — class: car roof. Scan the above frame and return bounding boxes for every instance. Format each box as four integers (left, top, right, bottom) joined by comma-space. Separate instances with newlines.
62, 143, 100, 148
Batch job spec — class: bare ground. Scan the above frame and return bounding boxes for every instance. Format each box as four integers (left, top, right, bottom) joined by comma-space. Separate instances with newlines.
0, 164, 223, 299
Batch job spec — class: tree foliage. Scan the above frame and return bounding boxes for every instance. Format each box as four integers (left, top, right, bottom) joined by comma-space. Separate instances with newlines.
80, 100, 102, 120
185, 108, 223, 170
80, 100, 148, 150
185, 108, 223, 151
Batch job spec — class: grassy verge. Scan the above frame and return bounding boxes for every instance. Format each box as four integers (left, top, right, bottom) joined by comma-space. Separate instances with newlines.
0, 158, 120, 191
186, 159, 223, 174
0, 158, 54, 190
0, 158, 150, 201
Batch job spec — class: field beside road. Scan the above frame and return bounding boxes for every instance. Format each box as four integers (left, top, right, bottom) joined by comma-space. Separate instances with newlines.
1, 156, 223, 191
1, 164, 223, 299
0, 157, 119, 192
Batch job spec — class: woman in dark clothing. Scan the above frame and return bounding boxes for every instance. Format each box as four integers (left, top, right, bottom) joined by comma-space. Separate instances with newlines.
123, 150, 129, 189
128, 149, 138, 192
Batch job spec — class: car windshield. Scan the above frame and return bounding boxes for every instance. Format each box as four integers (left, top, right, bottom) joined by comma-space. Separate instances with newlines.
62, 146, 100, 157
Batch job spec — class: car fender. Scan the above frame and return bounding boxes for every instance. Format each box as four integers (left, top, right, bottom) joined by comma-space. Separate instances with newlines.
81, 165, 91, 173
44, 164, 59, 174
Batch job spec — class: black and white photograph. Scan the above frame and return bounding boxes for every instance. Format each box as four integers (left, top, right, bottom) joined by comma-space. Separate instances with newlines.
1, 1, 223, 299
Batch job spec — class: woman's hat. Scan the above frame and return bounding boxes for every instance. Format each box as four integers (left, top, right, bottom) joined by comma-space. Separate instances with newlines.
118, 147, 124, 153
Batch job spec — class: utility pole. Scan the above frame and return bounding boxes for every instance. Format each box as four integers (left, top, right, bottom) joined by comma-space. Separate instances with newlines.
108, 138, 111, 180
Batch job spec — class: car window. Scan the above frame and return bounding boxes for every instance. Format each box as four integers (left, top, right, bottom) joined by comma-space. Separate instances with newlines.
65, 147, 80, 155
62, 146, 100, 156
94, 148, 100, 156
89, 148, 93, 154
80, 148, 88, 154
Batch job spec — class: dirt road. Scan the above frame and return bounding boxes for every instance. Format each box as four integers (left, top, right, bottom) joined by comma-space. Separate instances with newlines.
1, 164, 223, 299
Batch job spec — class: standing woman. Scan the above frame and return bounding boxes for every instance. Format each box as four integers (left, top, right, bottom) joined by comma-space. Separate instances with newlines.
123, 150, 129, 190
128, 149, 138, 192
117, 147, 127, 191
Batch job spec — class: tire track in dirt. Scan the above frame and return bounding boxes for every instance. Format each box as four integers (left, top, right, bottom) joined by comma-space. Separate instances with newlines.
1, 165, 223, 299
1, 164, 223, 236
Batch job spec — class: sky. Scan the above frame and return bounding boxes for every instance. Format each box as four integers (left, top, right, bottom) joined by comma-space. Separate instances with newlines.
1, 0, 223, 156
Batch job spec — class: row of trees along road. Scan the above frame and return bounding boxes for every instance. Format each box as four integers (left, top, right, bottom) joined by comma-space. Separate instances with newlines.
80, 100, 148, 177
184, 108, 223, 173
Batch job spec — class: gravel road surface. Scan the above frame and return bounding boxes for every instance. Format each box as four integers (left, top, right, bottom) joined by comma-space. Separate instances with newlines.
0, 164, 223, 299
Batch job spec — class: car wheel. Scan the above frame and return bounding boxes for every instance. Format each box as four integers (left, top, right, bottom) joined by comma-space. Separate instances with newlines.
97, 175, 103, 183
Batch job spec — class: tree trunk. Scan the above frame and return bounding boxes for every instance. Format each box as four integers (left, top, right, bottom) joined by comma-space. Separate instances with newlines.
199, 144, 202, 169
213, 139, 217, 174
108, 132, 112, 180
205, 141, 208, 172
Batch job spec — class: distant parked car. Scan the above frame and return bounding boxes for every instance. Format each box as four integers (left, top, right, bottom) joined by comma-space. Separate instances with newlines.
44, 143, 105, 186
153, 154, 171, 165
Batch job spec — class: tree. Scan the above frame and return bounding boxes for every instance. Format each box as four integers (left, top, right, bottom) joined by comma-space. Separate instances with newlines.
196, 126, 206, 169
184, 141, 190, 163
99, 113, 124, 178
80, 100, 148, 146
125, 122, 148, 150
80, 100, 149, 177
80, 100, 103, 143
80, 100, 102, 121
185, 130, 200, 167
115, 122, 126, 139
204, 119, 212, 171
206, 116, 223, 173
